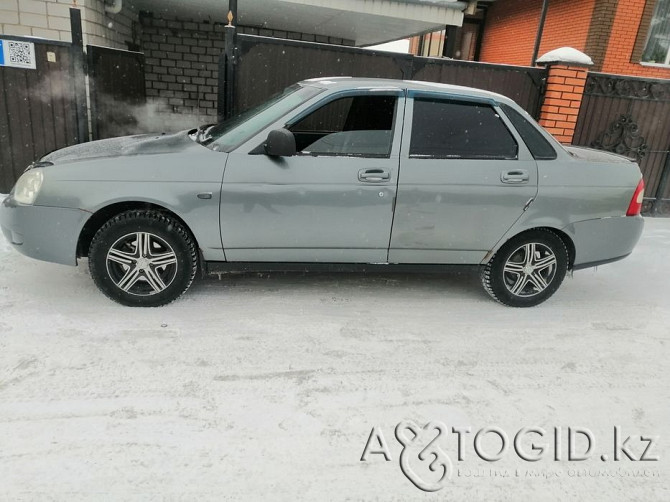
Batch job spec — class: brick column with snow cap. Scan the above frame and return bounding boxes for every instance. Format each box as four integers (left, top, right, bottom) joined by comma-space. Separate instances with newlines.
536, 47, 593, 145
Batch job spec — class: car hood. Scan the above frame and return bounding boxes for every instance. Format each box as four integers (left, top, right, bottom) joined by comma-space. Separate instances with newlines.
41, 131, 201, 164
563, 145, 635, 164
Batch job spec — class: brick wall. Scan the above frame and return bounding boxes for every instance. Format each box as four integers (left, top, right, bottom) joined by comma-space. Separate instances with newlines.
537, 0, 595, 57
81, 0, 137, 49
601, 0, 670, 78
0, 0, 137, 49
140, 13, 355, 129
0, 0, 71, 41
584, 0, 618, 71
538, 64, 589, 144
479, 0, 596, 66
479, 0, 670, 79
478, 0, 541, 66
140, 15, 223, 126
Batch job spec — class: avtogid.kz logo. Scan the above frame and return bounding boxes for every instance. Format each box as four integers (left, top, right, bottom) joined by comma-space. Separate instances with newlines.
395, 421, 453, 492
360, 421, 659, 492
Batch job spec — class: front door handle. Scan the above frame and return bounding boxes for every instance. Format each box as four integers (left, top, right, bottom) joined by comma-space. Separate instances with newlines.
358, 168, 391, 183
501, 170, 530, 184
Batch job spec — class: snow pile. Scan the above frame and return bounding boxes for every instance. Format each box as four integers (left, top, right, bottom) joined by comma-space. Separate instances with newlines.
536, 47, 594, 66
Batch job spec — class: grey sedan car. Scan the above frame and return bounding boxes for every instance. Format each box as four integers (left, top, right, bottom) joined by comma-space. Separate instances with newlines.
1, 77, 645, 307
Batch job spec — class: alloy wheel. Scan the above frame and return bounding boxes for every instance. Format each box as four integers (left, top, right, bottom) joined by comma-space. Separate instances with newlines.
105, 231, 178, 296
502, 242, 558, 298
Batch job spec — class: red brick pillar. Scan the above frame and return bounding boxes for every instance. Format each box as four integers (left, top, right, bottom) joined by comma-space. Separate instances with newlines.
536, 48, 593, 144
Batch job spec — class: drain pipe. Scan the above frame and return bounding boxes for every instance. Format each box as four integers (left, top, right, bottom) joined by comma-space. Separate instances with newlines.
531, 0, 550, 66
105, 0, 123, 15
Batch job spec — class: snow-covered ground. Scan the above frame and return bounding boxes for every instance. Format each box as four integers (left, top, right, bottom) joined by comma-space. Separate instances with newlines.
0, 216, 668, 500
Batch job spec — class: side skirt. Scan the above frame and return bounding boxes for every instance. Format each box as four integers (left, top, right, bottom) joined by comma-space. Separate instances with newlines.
205, 261, 481, 275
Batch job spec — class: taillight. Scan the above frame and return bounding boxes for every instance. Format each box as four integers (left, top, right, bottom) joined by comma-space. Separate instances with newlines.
626, 179, 645, 216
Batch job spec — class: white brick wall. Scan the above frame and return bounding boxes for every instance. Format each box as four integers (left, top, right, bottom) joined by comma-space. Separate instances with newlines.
0, 0, 138, 49
81, 0, 136, 48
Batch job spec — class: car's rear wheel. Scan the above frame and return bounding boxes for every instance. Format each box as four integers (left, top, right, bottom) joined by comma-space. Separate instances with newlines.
88, 210, 198, 307
481, 230, 568, 307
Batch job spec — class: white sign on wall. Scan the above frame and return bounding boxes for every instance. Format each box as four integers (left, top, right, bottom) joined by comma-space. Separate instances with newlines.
0, 39, 37, 69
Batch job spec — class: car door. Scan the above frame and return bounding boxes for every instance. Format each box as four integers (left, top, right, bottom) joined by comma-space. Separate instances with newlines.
220, 90, 405, 263
389, 93, 538, 264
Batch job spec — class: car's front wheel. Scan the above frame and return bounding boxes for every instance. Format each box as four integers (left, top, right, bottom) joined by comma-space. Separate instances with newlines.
481, 230, 569, 307
88, 210, 198, 307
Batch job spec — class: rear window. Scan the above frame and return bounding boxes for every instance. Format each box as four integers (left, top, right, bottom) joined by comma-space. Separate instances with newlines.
410, 98, 518, 160
500, 104, 557, 160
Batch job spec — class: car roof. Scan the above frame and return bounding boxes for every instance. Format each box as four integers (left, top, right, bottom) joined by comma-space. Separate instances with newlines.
301, 76, 514, 105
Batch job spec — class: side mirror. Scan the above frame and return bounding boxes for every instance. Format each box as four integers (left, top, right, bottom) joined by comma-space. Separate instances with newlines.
264, 129, 296, 157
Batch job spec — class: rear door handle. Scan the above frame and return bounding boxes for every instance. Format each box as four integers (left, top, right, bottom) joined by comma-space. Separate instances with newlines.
358, 168, 391, 183
501, 170, 530, 184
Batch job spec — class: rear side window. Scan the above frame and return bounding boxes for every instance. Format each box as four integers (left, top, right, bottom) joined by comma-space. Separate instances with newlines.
410, 98, 518, 160
500, 104, 557, 160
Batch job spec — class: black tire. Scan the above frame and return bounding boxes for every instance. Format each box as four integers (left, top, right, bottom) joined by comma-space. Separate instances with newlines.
88, 210, 198, 307
481, 230, 569, 307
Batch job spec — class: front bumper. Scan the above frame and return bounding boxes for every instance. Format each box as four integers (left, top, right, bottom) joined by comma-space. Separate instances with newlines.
0, 195, 89, 266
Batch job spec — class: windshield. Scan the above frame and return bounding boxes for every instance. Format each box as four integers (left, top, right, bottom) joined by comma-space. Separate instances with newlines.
204, 84, 324, 152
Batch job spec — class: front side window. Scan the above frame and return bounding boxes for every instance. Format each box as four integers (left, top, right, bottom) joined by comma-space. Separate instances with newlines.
206, 84, 324, 152
642, 0, 670, 64
288, 94, 397, 157
409, 98, 518, 160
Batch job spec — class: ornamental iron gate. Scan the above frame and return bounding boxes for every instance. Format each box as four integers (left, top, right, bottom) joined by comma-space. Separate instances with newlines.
573, 73, 670, 214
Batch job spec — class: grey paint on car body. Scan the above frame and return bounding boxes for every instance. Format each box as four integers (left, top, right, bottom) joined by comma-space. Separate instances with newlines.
219, 88, 405, 263
1, 76, 644, 281
27, 133, 227, 263
388, 94, 538, 264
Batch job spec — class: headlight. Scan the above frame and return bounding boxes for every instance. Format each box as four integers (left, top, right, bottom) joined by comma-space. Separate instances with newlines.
13, 169, 44, 205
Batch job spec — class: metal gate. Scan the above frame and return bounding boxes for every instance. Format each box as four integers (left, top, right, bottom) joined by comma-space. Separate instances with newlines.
228, 35, 546, 119
573, 73, 670, 213
0, 10, 146, 194
88, 45, 146, 140
0, 37, 79, 193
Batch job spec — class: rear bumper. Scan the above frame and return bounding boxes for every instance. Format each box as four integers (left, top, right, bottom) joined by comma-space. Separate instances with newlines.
572, 253, 631, 271
564, 215, 644, 269
0, 195, 89, 266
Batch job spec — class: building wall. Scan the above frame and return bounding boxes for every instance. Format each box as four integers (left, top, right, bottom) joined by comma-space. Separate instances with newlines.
583, 0, 618, 71
140, 13, 355, 128
140, 15, 223, 125
410, 30, 445, 57
479, 0, 670, 79
478, 0, 541, 66
0, 0, 137, 49
537, 0, 595, 57
479, 0, 596, 66
80, 0, 137, 49
601, 0, 670, 78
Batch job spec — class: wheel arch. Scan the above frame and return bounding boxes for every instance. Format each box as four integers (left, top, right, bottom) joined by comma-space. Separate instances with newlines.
490, 226, 576, 270
77, 201, 199, 259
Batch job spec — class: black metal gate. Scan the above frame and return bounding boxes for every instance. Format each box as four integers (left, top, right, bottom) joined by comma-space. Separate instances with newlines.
88, 45, 146, 140
573, 73, 670, 213
0, 37, 79, 193
227, 35, 546, 119
0, 8, 146, 193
